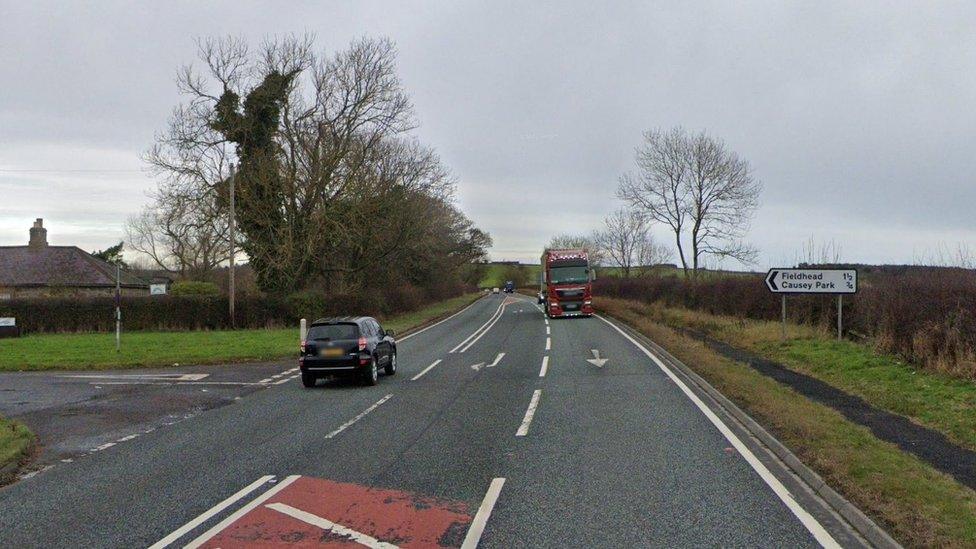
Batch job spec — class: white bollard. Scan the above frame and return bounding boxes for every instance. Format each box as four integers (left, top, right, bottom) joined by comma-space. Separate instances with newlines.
300, 318, 307, 343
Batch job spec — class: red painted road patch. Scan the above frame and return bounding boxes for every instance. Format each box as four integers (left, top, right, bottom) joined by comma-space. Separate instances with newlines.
201, 476, 472, 548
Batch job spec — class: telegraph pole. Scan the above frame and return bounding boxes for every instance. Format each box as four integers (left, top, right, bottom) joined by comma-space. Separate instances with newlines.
115, 263, 121, 352
228, 163, 236, 329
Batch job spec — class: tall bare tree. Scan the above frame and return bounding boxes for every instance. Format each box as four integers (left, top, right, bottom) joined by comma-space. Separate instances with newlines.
618, 127, 761, 274
594, 208, 670, 277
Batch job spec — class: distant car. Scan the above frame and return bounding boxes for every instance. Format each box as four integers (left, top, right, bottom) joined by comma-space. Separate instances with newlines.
503, 280, 515, 293
299, 316, 397, 388
492, 287, 500, 294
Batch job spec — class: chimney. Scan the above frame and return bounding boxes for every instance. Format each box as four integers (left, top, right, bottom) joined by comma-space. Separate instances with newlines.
28, 218, 47, 249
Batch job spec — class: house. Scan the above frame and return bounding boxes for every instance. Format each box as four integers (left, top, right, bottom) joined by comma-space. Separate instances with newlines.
0, 219, 148, 299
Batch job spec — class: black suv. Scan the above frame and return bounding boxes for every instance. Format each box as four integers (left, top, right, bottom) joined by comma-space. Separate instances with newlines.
299, 316, 397, 388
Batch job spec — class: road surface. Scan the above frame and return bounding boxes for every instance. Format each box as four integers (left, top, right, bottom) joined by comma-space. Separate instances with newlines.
0, 294, 868, 547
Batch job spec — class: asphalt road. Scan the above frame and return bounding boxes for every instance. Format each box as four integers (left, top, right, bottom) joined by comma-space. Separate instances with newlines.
0, 294, 868, 547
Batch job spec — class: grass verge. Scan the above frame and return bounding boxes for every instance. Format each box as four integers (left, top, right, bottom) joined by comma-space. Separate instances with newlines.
0, 417, 34, 483
601, 297, 976, 548
0, 293, 481, 371
606, 298, 976, 452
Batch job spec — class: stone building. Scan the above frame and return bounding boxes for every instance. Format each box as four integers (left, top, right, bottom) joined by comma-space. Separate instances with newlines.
0, 219, 148, 299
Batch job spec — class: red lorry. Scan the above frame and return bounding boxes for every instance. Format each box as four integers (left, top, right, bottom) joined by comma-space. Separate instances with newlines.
538, 248, 595, 318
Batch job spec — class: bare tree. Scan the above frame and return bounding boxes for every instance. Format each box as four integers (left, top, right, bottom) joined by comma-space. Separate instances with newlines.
618, 127, 761, 275
594, 208, 672, 277
634, 232, 671, 276
547, 233, 604, 265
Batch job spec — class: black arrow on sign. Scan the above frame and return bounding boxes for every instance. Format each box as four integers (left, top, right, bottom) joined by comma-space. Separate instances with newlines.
766, 270, 779, 291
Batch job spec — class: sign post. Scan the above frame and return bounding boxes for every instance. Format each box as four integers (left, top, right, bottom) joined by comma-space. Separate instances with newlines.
765, 268, 857, 342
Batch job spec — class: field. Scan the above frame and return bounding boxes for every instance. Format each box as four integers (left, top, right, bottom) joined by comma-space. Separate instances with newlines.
0, 293, 480, 371
600, 297, 976, 547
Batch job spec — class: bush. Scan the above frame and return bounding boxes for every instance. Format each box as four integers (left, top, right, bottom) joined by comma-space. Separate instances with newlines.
170, 281, 220, 296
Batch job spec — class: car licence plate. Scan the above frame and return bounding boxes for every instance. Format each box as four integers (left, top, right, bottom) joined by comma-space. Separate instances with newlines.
321, 348, 344, 357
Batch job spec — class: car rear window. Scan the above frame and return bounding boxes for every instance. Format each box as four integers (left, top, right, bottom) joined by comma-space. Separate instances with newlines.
307, 323, 359, 341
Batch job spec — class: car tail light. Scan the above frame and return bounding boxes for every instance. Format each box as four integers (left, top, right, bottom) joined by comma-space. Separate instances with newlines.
358, 336, 367, 351
300, 340, 306, 353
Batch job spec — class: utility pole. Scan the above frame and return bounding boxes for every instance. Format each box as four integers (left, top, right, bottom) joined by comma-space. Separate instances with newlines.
228, 163, 236, 329
115, 263, 121, 352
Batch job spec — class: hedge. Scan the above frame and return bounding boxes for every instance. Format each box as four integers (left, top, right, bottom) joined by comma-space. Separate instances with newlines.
0, 282, 468, 334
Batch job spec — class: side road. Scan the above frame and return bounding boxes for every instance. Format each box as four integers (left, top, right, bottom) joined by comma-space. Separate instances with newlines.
0, 293, 485, 480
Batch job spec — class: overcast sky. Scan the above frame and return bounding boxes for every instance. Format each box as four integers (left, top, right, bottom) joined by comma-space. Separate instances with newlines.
2, 1, 975, 268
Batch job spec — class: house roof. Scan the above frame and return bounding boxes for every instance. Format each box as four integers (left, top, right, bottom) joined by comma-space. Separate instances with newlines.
0, 246, 148, 288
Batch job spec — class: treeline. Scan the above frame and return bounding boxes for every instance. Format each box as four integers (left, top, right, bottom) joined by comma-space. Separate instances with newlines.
126, 35, 489, 298
597, 270, 976, 379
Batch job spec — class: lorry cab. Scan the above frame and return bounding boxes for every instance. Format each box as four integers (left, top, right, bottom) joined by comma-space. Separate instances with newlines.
503, 280, 515, 293
540, 249, 594, 318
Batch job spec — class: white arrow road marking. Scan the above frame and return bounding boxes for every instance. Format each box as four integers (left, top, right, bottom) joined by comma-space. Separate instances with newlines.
586, 349, 608, 368
516, 389, 542, 437
487, 352, 506, 367
64, 373, 209, 381
266, 503, 399, 549
470, 362, 486, 371
461, 478, 507, 549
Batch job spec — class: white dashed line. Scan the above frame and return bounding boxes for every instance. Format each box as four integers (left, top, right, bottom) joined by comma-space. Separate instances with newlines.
461, 478, 507, 549
516, 390, 542, 437
325, 394, 394, 439
545, 337, 551, 351
539, 356, 549, 377
546, 326, 550, 335
411, 359, 442, 381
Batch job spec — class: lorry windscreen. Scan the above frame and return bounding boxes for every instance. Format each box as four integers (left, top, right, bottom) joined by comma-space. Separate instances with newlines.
550, 266, 588, 284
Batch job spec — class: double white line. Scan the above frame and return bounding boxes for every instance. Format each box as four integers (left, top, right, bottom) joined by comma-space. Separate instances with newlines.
450, 300, 508, 354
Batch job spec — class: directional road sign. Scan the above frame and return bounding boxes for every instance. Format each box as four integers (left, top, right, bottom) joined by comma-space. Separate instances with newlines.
765, 268, 857, 294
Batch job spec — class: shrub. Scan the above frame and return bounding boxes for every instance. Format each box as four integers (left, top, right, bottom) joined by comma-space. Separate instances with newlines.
170, 281, 220, 296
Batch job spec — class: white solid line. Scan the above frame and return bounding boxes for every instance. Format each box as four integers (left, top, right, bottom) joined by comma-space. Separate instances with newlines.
258, 378, 274, 384
516, 389, 542, 437
545, 337, 551, 351
267, 503, 398, 548
539, 356, 549, 377
400, 296, 484, 341
451, 301, 506, 353
488, 352, 506, 367
149, 475, 276, 549
458, 305, 506, 353
184, 475, 301, 549
595, 315, 840, 549
273, 374, 299, 385
461, 477, 506, 549
325, 394, 394, 439
411, 359, 442, 381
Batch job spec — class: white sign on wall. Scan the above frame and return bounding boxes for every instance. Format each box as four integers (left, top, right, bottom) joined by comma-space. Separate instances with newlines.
0, 318, 15, 326
150, 283, 168, 296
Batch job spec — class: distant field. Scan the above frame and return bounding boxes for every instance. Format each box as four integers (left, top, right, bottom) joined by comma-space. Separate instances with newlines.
0, 293, 481, 371
478, 261, 754, 288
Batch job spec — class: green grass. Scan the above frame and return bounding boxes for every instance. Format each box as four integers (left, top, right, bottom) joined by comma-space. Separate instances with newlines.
601, 297, 976, 547
0, 293, 481, 371
621, 300, 976, 453
0, 417, 33, 476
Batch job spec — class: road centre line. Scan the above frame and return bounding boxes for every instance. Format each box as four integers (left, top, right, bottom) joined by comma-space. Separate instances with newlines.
595, 315, 840, 548
400, 296, 484, 341
516, 390, 542, 437
546, 326, 550, 335
545, 337, 551, 351
273, 374, 300, 385
325, 394, 394, 439
150, 475, 276, 549
539, 356, 549, 377
267, 503, 397, 549
184, 475, 301, 549
450, 301, 506, 353
411, 359, 442, 381
460, 478, 507, 549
